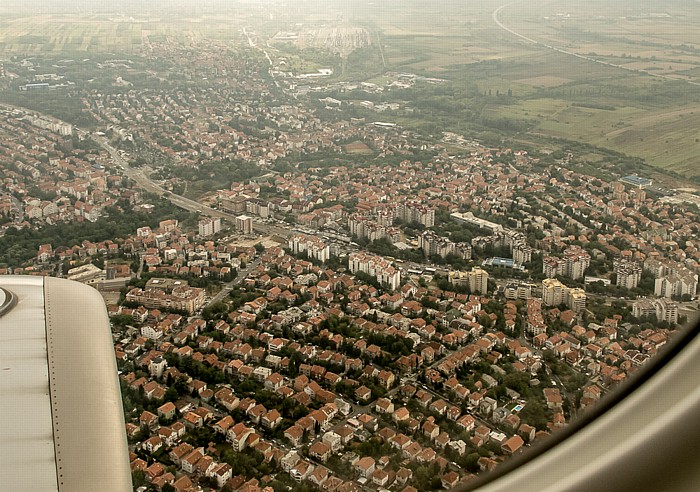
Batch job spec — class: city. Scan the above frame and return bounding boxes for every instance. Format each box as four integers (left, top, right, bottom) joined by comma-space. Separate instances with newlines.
0, 1, 699, 492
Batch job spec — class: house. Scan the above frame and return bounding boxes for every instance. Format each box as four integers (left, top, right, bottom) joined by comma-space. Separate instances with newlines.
372, 468, 392, 487
429, 398, 448, 415
145, 462, 166, 481
262, 409, 282, 429
157, 426, 178, 447
441, 471, 460, 489
502, 435, 525, 454
210, 463, 233, 488
139, 410, 159, 431
309, 465, 331, 487
422, 418, 440, 440
393, 407, 410, 423
143, 436, 163, 454
228, 422, 253, 451
183, 411, 203, 429
544, 388, 563, 409
518, 423, 536, 443
335, 425, 355, 445
291, 460, 315, 482
355, 385, 372, 402
281, 450, 302, 473
396, 467, 412, 486
247, 403, 268, 424
449, 439, 468, 457
358, 413, 379, 432
285, 425, 304, 447
354, 456, 376, 478
169, 443, 194, 466
181, 448, 205, 473
377, 370, 395, 389
215, 387, 240, 411
457, 414, 476, 433
172, 475, 195, 492
375, 397, 395, 414
322, 431, 343, 452
157, 401, 177, 420
309, 441, 332, 462
213, 415, 234, 435
418, 447, 437, 464
265, 373, 285, 391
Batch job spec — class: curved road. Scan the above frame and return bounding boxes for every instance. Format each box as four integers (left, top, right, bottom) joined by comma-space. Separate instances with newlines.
492, 3, 700, 86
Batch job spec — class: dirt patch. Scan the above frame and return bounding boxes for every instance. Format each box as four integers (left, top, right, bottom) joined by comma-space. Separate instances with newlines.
344, 141, 373, 154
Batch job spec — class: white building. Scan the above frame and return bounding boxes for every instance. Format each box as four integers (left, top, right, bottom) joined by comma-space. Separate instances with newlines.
633, 297, 679, 324
614, 260, 642, 289
655, 273, 697, 299
235, 215, 254, 235
543, 246, 590, 280
288, 234, 330, 263
348, 252, 401, 290
198, 217, 221, 237
399, 202, 435, 227
448, 267, 489, 294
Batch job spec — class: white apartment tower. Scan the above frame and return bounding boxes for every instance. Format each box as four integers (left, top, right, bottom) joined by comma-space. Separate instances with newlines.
198, 217, 221, 237
235, 215, 254, 235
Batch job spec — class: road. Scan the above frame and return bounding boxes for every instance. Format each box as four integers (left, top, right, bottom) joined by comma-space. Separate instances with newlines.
205, 256, 264, 308
90, 134, 293, 239
8, 194, 23, 223
244, 27, 279, 88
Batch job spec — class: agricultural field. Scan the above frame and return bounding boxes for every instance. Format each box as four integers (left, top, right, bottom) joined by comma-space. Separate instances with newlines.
335, 0, 700, 176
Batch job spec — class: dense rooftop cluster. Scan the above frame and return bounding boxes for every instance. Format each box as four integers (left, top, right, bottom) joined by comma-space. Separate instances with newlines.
0, 106, 137, 231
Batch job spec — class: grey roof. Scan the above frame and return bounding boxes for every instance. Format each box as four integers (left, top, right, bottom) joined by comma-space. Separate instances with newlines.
0, 276, 132, 491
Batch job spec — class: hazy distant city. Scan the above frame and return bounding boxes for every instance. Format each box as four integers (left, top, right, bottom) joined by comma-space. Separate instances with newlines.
0, 1, 698, 491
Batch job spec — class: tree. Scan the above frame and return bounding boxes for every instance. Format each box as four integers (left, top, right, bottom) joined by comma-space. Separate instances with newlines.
131, 470, 147, 488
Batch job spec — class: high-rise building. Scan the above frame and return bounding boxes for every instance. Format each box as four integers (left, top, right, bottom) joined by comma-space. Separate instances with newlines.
655, 273, 698, 299
398, 202, 435, 227
348, 252, 401, 291
544, 246, 590, 280
418, 232, 472, 260
288, 234, 330, 263
633, 297, 679, 324
513, 244, 533, 265
542, 278, 567, 306
198, 217, 221, 237
235, 215, 253, 235
542, 278, 586, 312
567, 288, 587, 313
504, 282, 534, 301
614, 260, 642, 289
448, 267, 489, 294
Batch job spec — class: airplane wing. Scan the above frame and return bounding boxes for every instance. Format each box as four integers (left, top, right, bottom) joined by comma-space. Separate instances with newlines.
0, 276, 132, 492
